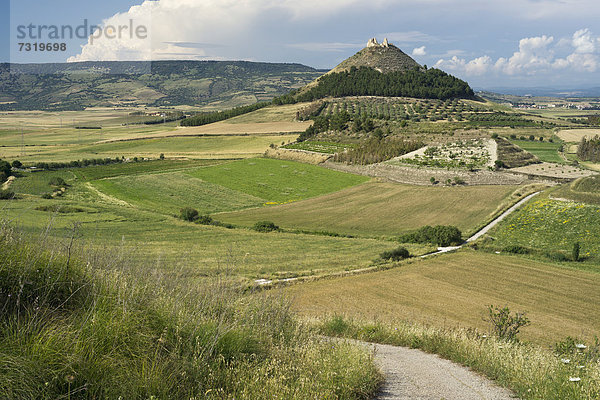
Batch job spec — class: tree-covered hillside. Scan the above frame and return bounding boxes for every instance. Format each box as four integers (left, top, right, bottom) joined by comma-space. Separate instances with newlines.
296, 66, 475, 101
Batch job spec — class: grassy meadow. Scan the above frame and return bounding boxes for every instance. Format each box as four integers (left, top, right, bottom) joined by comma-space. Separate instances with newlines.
490, 197, 600, 264
219, 182, 518, 237
3, 158, 406, 280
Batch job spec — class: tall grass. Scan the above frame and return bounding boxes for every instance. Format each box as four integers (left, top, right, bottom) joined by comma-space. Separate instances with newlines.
0, 221, 381, 399
319, 316, 600, 399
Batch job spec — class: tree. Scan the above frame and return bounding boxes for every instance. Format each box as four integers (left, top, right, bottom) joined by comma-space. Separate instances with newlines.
179, 207, 199, 222
486, 305, 530, 342
573, 242, 581, 262
11, 160, 22, 169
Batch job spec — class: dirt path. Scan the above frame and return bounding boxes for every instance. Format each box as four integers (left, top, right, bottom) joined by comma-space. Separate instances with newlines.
364, 341, 516, 399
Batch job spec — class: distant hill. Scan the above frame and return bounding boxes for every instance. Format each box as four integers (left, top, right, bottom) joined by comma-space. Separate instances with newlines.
329, 38, 422, 74
0, 61, 322, 111
291, 38, 474, 102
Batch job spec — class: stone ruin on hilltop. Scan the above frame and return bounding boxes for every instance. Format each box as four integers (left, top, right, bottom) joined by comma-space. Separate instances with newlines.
367, 38, 390, 48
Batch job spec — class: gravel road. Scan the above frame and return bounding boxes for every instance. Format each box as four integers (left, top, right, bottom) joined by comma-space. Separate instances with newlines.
363, 341, 517, 400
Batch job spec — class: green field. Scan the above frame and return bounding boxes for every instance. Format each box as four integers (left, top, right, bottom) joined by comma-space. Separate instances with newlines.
509, 139, 564, 163
491, 198, 600, 263
187, 158, 369, 203
219, 182, 517, 237
288, 250, 600, 345
3, 158, 401, 280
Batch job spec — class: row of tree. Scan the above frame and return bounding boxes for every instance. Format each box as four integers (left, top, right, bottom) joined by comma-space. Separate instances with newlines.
577, 135, 600, 162
181, 102, 270, 127
296, 66, 475, 102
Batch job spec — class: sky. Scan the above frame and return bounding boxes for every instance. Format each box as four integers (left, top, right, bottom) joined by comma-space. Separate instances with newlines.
4, 0, 600, 89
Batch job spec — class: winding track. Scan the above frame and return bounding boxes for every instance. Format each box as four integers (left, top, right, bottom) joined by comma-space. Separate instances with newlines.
367, 341, 516, 399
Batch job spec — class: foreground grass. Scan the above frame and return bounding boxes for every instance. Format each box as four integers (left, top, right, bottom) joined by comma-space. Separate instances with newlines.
288, 250, 600, 345
0, 224, 381, 399
318, 317, 600, 400
219, 182, 517, 237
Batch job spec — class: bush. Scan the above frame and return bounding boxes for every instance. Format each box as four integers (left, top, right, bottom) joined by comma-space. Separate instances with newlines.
573, 242, 581, 262
544, 250, 570, 262
494, 160, 506, 170
196, 215, 214, 225
0, 159, 11, 178
179, 207, 199, 222
253, 221, 279, 233
11, 160, 22, 169
400, 225, 462, 247
159, 153, 165, 160
41, 193, 53, 199
48, 177, 67, 187
502, 245, 530, 254
380, 247, 410, 261
0, 190, 15, 200
486, 305, 530, 342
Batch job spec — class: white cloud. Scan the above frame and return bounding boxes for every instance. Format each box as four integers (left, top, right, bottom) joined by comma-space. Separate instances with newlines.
436, 29, 600, 77
412, 46, 427, 56
572, 28, 596, 54
68, 0, 413, 62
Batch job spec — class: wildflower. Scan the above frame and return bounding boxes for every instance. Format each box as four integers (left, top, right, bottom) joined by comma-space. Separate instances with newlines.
576, 343, 587, 350
569, 377, 581, 382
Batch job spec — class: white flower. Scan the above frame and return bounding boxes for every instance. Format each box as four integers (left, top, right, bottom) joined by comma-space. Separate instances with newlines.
561, 358, 571, 364
569, 377, 581, 382
576, 344, 587, 349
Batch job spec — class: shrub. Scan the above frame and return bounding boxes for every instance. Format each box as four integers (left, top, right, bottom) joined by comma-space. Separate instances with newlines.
430, 177, 437, 185
453, 177, 465, 185
159, 153, 165, 160
0, 159, 11, 178
491, 133, 499, 139
380, 247, 410, 261
41, 193, 53, 199
494, 160, 506, 170
253, 221, 279, 233
179, 207, 199, 222
502, 245, 530, 254
529, 135, 535, 141
11, 160, 22, 169
196, 215, 214, 225
544, 250, 570, 262
0, 190, 15, 200
572, 242, 581, 262
400, 225, 462, 247
48, 177, 67, 187
486, 305, 530, 342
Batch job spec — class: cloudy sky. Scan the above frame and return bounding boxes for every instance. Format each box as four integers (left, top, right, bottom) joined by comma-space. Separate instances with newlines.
4, 0, 600, 88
